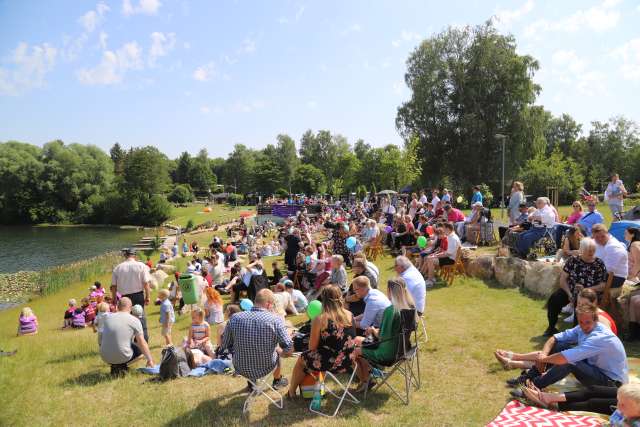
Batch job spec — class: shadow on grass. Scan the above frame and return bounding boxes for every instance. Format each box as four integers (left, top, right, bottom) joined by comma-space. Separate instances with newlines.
47, 350, 99, 364
61, 370, 115, 387
164, 380, 391, 426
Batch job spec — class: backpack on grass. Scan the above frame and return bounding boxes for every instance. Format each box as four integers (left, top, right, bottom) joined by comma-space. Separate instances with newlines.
159, 346, 191, 381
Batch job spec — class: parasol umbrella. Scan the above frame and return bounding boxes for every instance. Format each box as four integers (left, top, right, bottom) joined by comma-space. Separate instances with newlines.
376, 190, 398, 196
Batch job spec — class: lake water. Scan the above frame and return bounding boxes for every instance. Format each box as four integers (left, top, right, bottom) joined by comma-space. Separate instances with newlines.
0, 226, 145, 273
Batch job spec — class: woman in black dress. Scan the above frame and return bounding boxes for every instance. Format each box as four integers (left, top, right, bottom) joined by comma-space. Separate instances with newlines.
287, 285, 360, 398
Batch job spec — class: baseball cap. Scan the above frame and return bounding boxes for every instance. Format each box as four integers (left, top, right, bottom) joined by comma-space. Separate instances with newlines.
122, 248, 137, 256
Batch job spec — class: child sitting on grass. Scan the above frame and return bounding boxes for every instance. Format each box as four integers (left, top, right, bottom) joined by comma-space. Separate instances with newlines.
203, 287, 223, 326
18, 307, 38, 336
158, 289, 175, 346
186, 307, 214, 357
63, 299, 86, 329
81, 297, 96, 325
93, 302, 110, 346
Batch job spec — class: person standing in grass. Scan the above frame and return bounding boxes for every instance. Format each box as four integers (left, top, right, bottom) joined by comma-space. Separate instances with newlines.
158, 289, 175, 346
111, 248, 152, 343
605, 173, 627, 221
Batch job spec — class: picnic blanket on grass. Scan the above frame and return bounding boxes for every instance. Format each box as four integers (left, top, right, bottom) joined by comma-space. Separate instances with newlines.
486, 400, 604, 426
137, 359, 232, 377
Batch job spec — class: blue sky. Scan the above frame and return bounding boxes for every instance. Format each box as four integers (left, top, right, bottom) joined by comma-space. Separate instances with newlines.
1, 0, 639, 158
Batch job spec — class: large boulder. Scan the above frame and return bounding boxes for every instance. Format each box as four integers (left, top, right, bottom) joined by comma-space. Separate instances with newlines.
465, 256, 495, 280
156, 263, 176, 274
494, 257, 529, 288
148, 269, 169, 290
523, 261, 562, 298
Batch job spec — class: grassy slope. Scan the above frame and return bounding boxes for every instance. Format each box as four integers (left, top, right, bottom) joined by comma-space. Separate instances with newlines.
1, 202, 638, 426
0, 233, 563, 427
167, 205, 255, 228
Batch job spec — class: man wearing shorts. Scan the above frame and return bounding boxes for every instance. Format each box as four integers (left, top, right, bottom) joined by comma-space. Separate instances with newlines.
425, 222, 460, 286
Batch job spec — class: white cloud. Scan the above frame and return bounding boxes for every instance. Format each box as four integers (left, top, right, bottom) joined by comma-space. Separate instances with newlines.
200, 106, 210, 114
612, 38, 640, 81
231, 99, 265, 113
77, 41, 143, 85
551, 49, 587, 75
0, 42, 57, 96
524, 0, 620, 38
295, 5, 305, 21
240, 38, 256, 54
99, 32, 108, 50
224, 55, 237, 65
548, 49, 607, 96
63, 32, 89, 61
495, 0, 535, 29
148, 31, 176, 65
277, 16, 289, 24
392, 30, 422, 48
183, 42, 191, 50
306, 100, 317, 109
79, 2, 110, 33
341, 23, 362, 36
392, 81, 404, 95
193, 62, 215, 81
123, 0, 161, 16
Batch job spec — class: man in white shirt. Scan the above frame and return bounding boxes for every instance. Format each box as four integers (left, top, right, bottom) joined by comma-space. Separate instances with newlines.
515, 198, 555, 257
418, 190, 428, 204
383, 199, 397, 225
111, 248, 152, 340
431, 189, 441, 208
425, 222, 460, 286
592, 223, 629, 289
394, 255, 426, 314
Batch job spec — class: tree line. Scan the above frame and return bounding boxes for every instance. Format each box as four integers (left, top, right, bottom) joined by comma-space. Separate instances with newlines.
0, 133, 420, 226
396, 21, 640, 204
2, 21, 639, 226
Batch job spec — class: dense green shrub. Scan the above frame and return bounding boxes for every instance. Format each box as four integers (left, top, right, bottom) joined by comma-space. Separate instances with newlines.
168, 184, 195, 204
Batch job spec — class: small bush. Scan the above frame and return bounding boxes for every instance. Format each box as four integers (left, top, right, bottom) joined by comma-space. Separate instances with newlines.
168, 185, 194, 204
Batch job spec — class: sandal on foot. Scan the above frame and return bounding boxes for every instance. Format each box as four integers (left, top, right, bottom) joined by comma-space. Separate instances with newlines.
523, 386, 549, 409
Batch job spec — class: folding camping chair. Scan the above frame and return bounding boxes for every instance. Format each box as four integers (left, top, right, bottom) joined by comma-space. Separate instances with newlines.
365, 233, 384, 261
240, 369, 284, 415
439, 247, 465, 286
308, 360, 361, 418
363, 309, 421, 405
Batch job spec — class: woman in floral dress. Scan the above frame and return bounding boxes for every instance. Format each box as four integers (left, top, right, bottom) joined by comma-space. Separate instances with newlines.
544, 237, 608, 336
286, 285, 360, 398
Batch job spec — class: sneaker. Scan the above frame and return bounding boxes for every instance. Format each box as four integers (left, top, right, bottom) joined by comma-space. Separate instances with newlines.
561, 304, 573, 314
425, 280, 434, 289
506, 374, 528, 387
272, 377, 289, 389
509, 388, 525, 398
563, 313, 575, 323
543, 327, 559, 337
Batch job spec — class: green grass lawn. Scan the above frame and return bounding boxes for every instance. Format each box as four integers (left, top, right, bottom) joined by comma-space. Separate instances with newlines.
167, 204, 255, 228
2, 241, 622, 427
3, 199, 639, 426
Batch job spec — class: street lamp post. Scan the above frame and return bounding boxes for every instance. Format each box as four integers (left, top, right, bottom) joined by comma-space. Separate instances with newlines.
495, 134, 507, 221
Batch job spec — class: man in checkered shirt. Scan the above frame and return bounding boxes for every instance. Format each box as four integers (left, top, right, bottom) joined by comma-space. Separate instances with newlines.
222, 288, 293, 389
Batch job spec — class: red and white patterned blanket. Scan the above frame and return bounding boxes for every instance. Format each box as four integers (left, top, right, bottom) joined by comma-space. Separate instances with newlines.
486, 400, 604, 427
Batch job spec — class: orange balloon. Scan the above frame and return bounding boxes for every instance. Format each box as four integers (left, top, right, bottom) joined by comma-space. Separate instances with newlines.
225, 244, 234, 254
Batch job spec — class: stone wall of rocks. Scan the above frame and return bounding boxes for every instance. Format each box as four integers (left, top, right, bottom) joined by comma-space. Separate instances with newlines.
464, 255, 560, 298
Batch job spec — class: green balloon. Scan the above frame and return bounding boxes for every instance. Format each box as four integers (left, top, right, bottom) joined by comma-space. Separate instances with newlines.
307, 300, 323, 320
417, 236, 427, 248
